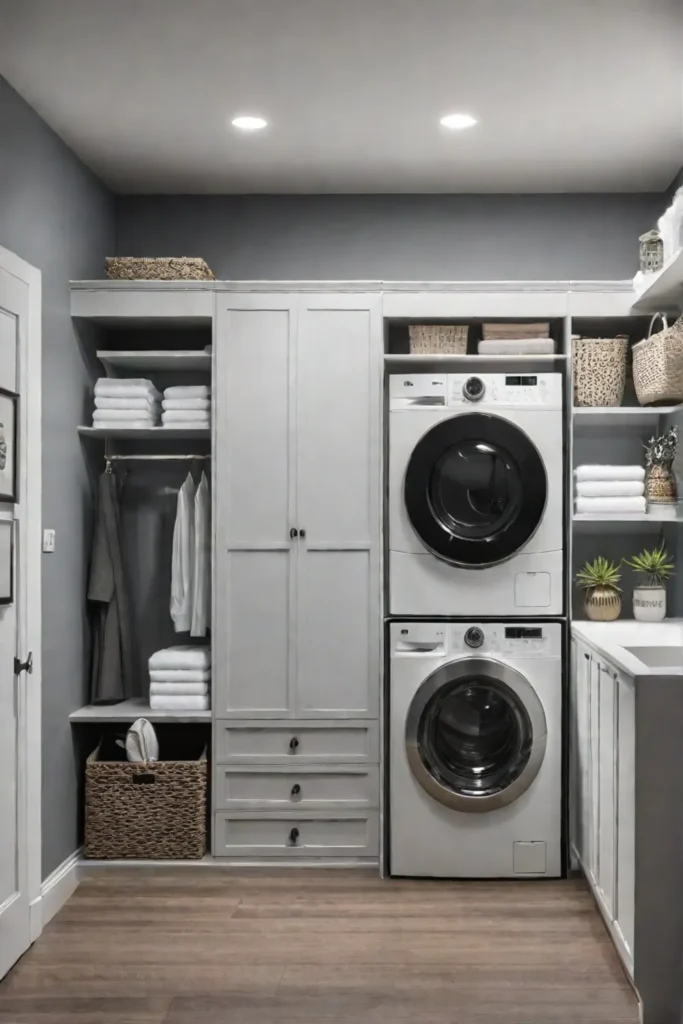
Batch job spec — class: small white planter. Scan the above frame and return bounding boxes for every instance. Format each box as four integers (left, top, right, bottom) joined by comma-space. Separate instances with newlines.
633, 586, 667, 622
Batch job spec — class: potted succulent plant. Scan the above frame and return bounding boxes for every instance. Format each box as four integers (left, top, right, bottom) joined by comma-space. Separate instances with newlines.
576, 557, 622, 621
625, 543, 674, 622
644, 426, 678, 504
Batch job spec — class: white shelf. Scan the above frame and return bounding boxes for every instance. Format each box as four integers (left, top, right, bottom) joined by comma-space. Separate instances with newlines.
573, 405, 683, 426
70, 281, 214, 326
69, 698, 211, 723
97, 350, 211, 373
78, 426, 210, 439
573, 510, 683, 531
384, 353, 566, 365
632, 249, 683, 313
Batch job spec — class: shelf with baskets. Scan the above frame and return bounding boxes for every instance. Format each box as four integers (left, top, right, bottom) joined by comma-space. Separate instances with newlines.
573, 406, 683, 426
384, 317, 566, 357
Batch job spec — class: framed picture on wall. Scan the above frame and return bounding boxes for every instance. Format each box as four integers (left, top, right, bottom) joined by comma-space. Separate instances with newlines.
0, 388, 18, 502
0, 519, 14, 604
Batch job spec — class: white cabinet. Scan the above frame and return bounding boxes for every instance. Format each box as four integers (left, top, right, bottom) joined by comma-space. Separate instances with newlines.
569, 636, 635, 976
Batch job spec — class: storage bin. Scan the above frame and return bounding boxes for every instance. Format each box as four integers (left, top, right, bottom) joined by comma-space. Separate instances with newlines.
482, 322, 550, 340
572, 337, 629, 407
105, 256, 215, 281
408, 325, 467, 355
84, 741, 207, 859
632, 314, 683, 406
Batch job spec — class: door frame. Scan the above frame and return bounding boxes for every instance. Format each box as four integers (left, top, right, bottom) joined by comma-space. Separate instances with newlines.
0, 245, 42, 942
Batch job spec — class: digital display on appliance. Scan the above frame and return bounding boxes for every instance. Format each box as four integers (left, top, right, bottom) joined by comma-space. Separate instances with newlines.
505, 375, 538, 386
505, 627, 543, 639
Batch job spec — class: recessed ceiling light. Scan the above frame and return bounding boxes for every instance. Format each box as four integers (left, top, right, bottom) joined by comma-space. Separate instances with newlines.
440, 113, 478, 130
231, 115, 268, 132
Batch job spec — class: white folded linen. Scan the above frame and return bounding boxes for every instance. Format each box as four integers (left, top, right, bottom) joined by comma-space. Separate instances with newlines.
164, 385, 211, 399
149, 645, 211, 670
93, 408, 159, 422
575, 480, 645, 498
95, 378, 162, 401
149, 694, 210, 711
149, 681, 209, 696
162, 397, 211, 411
575, 465, 645, 482
575, 496, 647, 514
95, 396, 158, 411
94, 420, 159, 429
149, 668, 211, 683
161, 409, 211, 422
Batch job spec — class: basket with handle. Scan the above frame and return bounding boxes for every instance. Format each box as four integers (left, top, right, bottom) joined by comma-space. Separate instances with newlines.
633, 313, 683, 406
408, 325, 468, 355
572, 336, 629, 407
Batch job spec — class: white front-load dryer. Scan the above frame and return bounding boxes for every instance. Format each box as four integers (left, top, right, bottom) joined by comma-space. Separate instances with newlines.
389, 372, 564, 616
389, 620, 562, 878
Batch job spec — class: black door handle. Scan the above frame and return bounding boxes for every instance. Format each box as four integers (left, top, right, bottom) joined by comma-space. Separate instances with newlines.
14, 652, 33, 675
299, 528, 306, 539
289, 827, 300, 844
290, 528, 298, 539
291, 783, 301, 796
289, 737, 299, 752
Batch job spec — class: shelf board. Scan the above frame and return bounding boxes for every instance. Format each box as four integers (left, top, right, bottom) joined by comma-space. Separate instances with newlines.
97, 350, 211, 372
78, 426, 210, 439
70, 281, 214, 326
632, 249, 683, 313
573, 405, 683, 426
384, 353, 566, 365
573, 510, 683, 531
69, 698, 211, 723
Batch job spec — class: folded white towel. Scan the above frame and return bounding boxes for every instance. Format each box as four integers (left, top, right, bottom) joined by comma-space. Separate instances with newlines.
95, 379, 162, 401
161, 409, 211, 422
149, 681, 209, 696
95, 396, 158, 411
149, 646, 211, 670
93, 408, 159, 422
162, 398, 211, 411
575, 465, 645, 482
94, 420, 159, 429
149, 694, 210, 711
576, 480, 645, 498
164, 385, 210, 399
576, 496, 647, 514
149, 668, 211, 683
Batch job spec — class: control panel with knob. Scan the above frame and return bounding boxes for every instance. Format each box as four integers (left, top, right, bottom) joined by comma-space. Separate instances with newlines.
462, 376, 485, 402
464, 626, 485, 648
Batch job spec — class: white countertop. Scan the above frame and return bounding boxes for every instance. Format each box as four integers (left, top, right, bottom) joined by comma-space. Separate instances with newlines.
572, 619, 683, 677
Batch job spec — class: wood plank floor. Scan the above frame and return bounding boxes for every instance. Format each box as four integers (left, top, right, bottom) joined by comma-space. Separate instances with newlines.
0, 870, 638, 1024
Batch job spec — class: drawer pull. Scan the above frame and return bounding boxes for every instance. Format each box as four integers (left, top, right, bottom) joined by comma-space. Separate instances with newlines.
289, 827, 300, 845
291, 784, 301, 797
289, 737, 299, 752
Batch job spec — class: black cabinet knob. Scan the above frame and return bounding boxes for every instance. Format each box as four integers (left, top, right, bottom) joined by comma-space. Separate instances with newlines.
300, 528, 306, 539
289, 737, 299, 751
291, 784, 301, 796
290, 527, 298, 538
289, 827, 299, 844
584, 652, 590, 660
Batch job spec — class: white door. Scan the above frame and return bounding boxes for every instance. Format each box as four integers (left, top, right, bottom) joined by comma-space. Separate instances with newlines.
295, 296, 381, 719
597, 661, 616, 918
0, 255, 38, 979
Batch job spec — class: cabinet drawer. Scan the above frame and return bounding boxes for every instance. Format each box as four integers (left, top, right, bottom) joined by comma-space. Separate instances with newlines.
214, 811, 379, 858
214, 720, 379, 764
214, 765, 379, 810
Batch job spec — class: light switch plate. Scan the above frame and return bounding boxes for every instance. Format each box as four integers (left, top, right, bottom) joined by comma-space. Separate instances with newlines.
42, 528, 55, 553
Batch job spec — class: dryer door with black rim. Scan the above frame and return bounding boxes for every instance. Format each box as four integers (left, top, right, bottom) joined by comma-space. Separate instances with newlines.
405, 657, 547, 813
404, 412, 547, 568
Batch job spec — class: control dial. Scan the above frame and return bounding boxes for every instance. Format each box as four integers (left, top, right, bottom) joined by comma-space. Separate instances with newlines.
464, 626, 484, 649
463, 376, 485, 402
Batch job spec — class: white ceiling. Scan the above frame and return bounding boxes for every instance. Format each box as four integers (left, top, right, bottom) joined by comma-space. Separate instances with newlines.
1, 0, 682, 194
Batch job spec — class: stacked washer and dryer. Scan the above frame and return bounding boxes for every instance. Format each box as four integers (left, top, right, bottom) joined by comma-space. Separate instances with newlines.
387, 371, 565, 878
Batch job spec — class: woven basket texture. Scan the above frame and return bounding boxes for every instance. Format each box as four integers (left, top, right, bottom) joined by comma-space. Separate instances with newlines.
105, 257, 215, 281
408, 325, 468, 355
572, 337, 629, 407
633, 317, 683, 405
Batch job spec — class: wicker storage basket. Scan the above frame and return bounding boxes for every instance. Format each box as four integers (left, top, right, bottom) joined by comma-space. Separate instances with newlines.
632, 313, 683, 405
105, 257, 215, 281
573, 337, 629, 407
482, 322, 550, 340
409, 325, 468, 355
85, 744, 207, 860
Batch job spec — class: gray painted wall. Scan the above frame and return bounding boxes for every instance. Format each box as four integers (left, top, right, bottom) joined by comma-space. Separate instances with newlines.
0, 77, 115, 879
116, 193, 665, 281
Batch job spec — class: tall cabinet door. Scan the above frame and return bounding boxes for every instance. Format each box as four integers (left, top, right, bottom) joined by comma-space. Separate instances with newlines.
215, 295, 297, 718
295, 295, 381, 718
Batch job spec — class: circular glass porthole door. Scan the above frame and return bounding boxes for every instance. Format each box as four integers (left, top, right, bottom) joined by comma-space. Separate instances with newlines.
405, 658, 547, 813
404, 413, 547, 567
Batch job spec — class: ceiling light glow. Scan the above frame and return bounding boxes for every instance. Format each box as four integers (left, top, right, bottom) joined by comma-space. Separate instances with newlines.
231, 115, 268, 131
440, 113, 478, 130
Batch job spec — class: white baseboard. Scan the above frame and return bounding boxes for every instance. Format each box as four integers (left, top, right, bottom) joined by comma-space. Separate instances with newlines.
38, 848, 82, 929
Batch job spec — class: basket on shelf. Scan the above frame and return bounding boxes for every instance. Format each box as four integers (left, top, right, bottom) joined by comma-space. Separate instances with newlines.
639, 231, 664, 274
482, 322, 550, 340
408, 325, 468, 355
572, 336, 629, 407
105, 257, 215, 281
84, 743, 207, 860
632, 313, 683, 406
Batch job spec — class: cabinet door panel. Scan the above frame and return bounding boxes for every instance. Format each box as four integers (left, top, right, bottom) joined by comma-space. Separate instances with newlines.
573, 642, 591, 870
588, 654, 601, 884
616, 670, 636, 960
297, 550, 376, 718
598, 662, 616, 918
220, 550, 291, 717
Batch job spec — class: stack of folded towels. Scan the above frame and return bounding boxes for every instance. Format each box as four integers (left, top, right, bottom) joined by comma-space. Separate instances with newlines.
148, 645, 211, 711
93, 378, 161, 428
162, 386, 210, 429
575, 465, 646, 515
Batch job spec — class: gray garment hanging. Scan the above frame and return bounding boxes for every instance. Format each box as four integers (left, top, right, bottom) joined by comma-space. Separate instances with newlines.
87, 469, 135, 703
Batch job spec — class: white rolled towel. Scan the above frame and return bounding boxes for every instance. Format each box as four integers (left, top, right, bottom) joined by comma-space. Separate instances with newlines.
94, 419, 159, 429
164, 385, 210, 399
149, 668, 211, 683
148, 694, 210, 711
162, 398, 210, 411
93, 408, 159, 422
576, 480, 645, 498
575, 496, 647, 514
96, 396, 158, 411
149, 681, 209, 696
162, 409, 210, 422
95, 378, 161, 401
149, 646, 211, 670
575, 465, 645, 482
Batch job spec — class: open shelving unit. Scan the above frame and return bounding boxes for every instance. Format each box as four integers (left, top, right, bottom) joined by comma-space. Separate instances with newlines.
78, 425, 210, 439
97, 350, 211, 373
70, 698, 211, 723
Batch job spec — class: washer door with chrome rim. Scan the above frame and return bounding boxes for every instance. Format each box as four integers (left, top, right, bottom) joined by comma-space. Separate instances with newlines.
405, 657, 547, 813
404, 412, 547, 568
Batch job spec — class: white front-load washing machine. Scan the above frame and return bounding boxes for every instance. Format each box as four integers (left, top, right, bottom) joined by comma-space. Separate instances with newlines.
389, 372, 564, 616
389, 620, 562, 878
